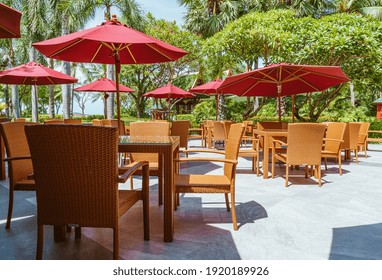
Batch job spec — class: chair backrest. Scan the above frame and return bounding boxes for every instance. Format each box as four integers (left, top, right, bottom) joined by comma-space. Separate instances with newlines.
91, 119, 103, 126
129, 121, 171, 162
213, 121, 227, 142
101, 119, 111, 126
0, 122, 37, 184
343, 122, 362, 150
63, 119, 82, 125
358, 122, 370, 143
223, 121, 232, 137
324, 122, 347, 153
44, 119, 63, 124
242, 120, 253, 135
170, 120, 190, 150
257, 121, 286, 130
224, 123, 245, 179
286, 123, 326, 165
15, 118, 27, 122
25, 125, 119, 229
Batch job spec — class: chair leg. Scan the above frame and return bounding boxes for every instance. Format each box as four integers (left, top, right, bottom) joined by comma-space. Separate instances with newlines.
338, 152, 342, 176
36, 224, 44, 260
271, 155, 275, 179
224, 193, 230, 211
318, 165, 322, 187
230, 192, 238, 231
158, 175, 163, 206
113, 228, 119, 260
5, 188, 14, 229
285, 165, 289, 187
305, 165, 308, 178
75, 226, 81, 238
130, 176, 134, 190
324, 158, 328, 170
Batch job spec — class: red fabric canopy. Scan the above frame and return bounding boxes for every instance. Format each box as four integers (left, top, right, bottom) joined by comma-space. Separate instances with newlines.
218, 63, 350, 97
143, 83, 195, 98
0, 61, 78, 85
74, 77, 134, 93
189, 79, 223, 94
0, 3, 21, 38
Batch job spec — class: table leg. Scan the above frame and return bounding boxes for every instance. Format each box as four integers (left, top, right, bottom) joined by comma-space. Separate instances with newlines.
163, 146, 174, 242
54, 226, 66, 242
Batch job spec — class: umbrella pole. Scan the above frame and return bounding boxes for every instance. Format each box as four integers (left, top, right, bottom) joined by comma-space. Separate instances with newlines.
115, 63, 121, 123
215, 94, 218, 120
278, 95, 281, 123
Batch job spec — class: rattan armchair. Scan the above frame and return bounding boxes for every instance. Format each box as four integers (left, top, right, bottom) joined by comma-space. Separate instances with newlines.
357, 122, 370, 159
213, 121, 228, 147
63, 118, 82, 125
321, 122, 346, 175
25, 125, 150, 260
0, 122, 37, 229
129, 121, 171, 205
175, 123, 245, 230
171, 120, 190, 153
271, 123, 326, 187
342, 122, 362, 163
91, 119, 103, 126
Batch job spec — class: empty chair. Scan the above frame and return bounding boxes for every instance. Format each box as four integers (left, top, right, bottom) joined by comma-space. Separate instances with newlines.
25, 125, 150, 260
129, 121, 171, 205
44, 119, 63, 124
175, 123, 245, 230
321, 122, 347, 175
271, 123, 326, 187
63, 118, 82, 125
15, 118, 27, 122
0, 122, 38, 228
171, 120, 190, 153
357, 122, 370, 158
213, 121, 228, 147
342, 122, 362, 163
91, 119, 103, 126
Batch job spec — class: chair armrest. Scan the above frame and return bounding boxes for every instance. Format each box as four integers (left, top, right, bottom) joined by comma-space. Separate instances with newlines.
3, 155, 31, 162
175, 157, 238, 165
271, 139, 287, 147
118, 161, 149, 183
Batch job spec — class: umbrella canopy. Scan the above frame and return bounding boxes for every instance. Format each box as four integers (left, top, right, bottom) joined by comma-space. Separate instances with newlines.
189, 79, 224, 120
143, 83, 195, 99
32, 15, 188, 122
0, 3, 21, 38
74, 77, 134, 93
218, 63, 350, 121
0, 61, 78, 121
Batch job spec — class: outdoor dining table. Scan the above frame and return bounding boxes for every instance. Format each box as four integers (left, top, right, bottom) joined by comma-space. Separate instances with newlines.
118, 135, 180, 242
253, 128, 288, 179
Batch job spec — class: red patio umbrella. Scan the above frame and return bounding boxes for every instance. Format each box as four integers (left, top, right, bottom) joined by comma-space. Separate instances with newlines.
143, 83, 195, 99
218, 63, 350, 122
189, 79, 223, 120
74, 77, 134, 117
0, 3, 21, 38
32, 15, 188, 122
0, 61, 78, 121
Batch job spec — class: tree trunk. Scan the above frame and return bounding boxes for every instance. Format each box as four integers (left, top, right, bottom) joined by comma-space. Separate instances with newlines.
106, 65, 115, 119
29, 48, 38, 122
350, 82, 355, 106
11, 85, 20, 118
218, 94, 225, 120
48, 59, 55, 118
4, 85, 9, 118
61, 17, 71, 119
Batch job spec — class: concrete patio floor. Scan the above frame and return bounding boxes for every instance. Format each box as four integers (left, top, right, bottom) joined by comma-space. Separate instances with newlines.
1, 140, 381, 260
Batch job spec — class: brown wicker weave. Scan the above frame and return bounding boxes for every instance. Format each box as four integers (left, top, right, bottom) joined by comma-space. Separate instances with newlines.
175, 123, 245, 230
271, 123, 326, 187
357, 122, 370, 159
63, 119, 82, 125
321, 122, 346, 175
213, 121, 228, 146
25, 125, 149, 260
129, 121, 170, 205
0, 122, 37, 229
171, 120, 190, 159
342, 122, 362, 163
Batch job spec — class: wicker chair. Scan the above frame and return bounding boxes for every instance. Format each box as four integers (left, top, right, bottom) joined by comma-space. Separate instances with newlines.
63, 119, 82, 125
357, 122, 370, 159
321, 122, 346, 175
342, 122, 362, 163
271, 123, 326, 187
44, 119, 63, 124
15, 118, 27, 122
201, 120, 213, 147
91, 119, 103, 126
213, 121, 228, 147
129, 121, 171, 205
171, 120, 190, 154
25, 125, 150, 260
175, 123, 245, 230
0, 122, 38, 229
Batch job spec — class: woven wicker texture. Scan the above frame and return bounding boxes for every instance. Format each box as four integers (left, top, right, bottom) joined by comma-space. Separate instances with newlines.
0, 121, 38, 228
25, 125, 149, 259
129, 121, 170, 205
63, 119, 82, 125
358, 122, 370, 158
213, 121, 227, 144
170, 120, 190, 150
322, 122, 346, 175
175, 123, 245, 230
272, 123, 326, 187
343, 122, 362, 163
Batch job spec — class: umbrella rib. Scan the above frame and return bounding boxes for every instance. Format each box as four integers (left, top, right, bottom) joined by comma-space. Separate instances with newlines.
0, 26, 17, 36
146, 44, 174, 61
51, 38, 85, 57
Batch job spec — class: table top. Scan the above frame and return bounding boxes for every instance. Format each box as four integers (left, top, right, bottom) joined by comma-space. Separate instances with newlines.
119, 135, 179, 145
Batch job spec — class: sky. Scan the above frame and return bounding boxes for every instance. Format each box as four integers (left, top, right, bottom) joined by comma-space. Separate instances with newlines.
73, 0, 186, 115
